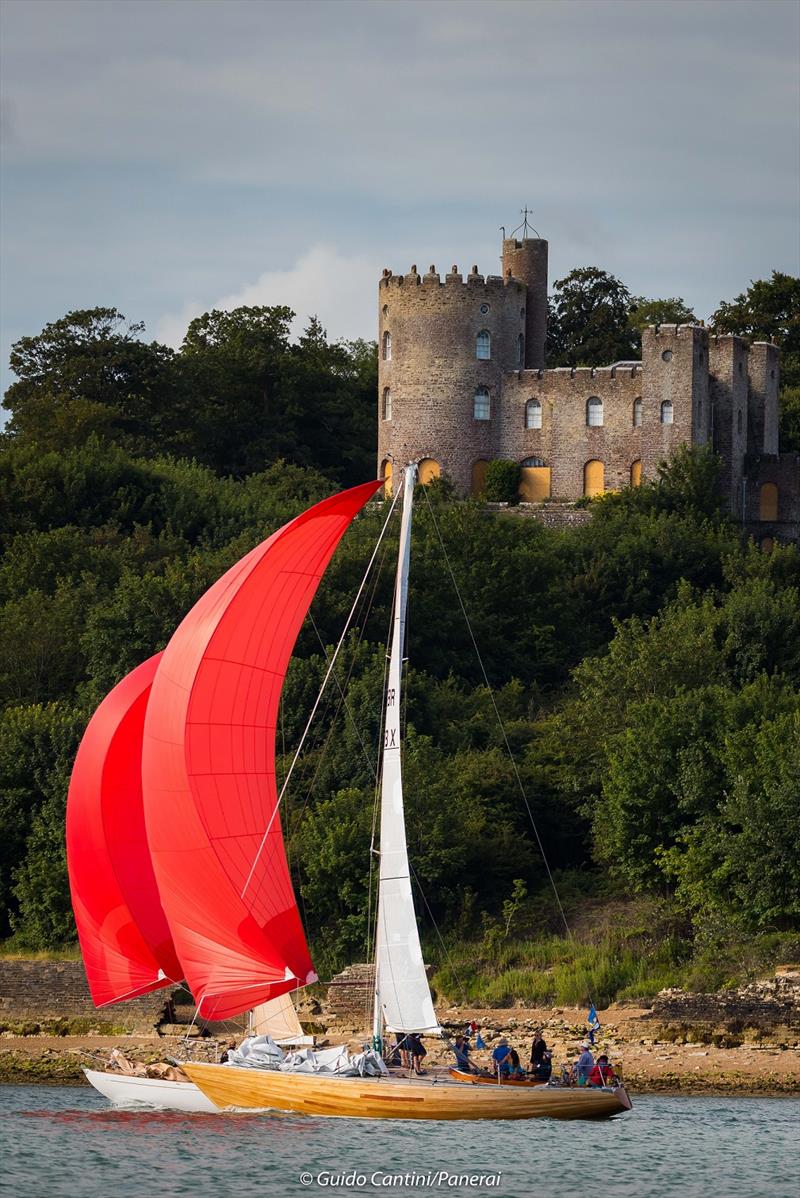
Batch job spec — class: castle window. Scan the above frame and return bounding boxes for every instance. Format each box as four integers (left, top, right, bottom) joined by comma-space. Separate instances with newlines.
662, 350, 673, 363
471, 459, 489, 496
382, 388, 392, 422
518, 334, 525, 367
525, 398, 542, 429
382, 331, 392, 361
660, 400, 673, 425
586, 397, 603, 427
633, 398, 643, 427
522, 456, 545, 467
759, 483, 778, 521
520, 308, 525, 319
476, 330, 491, 360
480, 303, 490, 315
584, 460, 604, 497
630, 460, 642, 487
474, 387, 491, 420
382, 304, 389, 316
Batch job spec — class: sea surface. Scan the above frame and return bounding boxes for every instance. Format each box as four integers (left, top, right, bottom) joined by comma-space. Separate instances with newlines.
1, 1084, 795, 1198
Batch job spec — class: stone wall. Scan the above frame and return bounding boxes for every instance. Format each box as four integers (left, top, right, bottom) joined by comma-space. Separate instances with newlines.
326, 963, 375, 1023
651, 976, 800, 1030
377, 265, 526, 493
0, 960, 171, 1031
744, 452, 800, 545
376, 232, 794, 533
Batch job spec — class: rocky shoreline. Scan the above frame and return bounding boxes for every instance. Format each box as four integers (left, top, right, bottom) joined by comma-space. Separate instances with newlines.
2, 968, 798, 1096
2, 1000, 798, 1095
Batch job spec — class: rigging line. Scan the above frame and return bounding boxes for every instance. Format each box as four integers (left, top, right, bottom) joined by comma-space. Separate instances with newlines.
408, 859, 470, 1011
419, 485, 577, 950
284, 521, 394, 862
309, 613, 377, 780
281, 492, 393, 823
240, 479, 404, 902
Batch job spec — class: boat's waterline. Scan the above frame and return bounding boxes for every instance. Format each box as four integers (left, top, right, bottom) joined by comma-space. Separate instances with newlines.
184, 1062, 631, 1120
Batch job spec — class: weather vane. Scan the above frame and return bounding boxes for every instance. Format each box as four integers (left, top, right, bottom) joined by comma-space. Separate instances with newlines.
509, 206, 540, 240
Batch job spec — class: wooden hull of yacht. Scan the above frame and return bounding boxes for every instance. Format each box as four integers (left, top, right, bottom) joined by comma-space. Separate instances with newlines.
184, 1063, 632, 1120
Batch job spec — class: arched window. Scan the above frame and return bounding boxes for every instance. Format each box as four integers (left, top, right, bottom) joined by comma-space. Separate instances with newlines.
584, 460, 604, 497
381, 459, 393, 499
518, 334, 525, 367
474, 387, 491, 420
630, 460, 642, 487
382, 331, 392, 361
381, 387, 392, 421
660, 400, 673, 425
759, 483, 778, 521
525, 398, 542, 429
476, 330, 491, 360
519, 457, 551, 502
471, 460, 489, 497
586, 397, 603, 427
633, 397, 643, 427
418, 458, 441, 486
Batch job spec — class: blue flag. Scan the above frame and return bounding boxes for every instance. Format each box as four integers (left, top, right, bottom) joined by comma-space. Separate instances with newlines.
587, 1004, 601, 1045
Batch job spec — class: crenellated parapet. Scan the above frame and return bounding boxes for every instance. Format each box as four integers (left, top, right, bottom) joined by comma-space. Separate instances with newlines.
375, 231, 793, 536
379, 265, 523, 293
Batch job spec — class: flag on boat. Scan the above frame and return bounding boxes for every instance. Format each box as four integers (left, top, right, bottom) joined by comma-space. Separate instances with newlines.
587, 1003, 601, 1044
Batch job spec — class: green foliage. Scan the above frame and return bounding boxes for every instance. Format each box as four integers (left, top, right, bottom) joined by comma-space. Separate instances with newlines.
778, 385, 800, 454
3, 306, 377, 485
628, 297, 696, 335
547, 267, 638, 366
483, 459, 522, 504
0, 284, 797, 992
711, 271, 800, 452
711, 271, 800, 389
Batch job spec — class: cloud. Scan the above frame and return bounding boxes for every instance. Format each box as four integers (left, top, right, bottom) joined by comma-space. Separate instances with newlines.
155, 245, 378, 348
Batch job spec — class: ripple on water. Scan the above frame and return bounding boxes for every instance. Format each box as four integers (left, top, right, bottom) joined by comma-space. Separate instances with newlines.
2, 1085, 796, 1198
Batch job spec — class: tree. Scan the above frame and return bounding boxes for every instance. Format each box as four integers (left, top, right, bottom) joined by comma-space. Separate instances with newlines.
711, 272, 800, 387
711, 272, 800, 451
484, 459, 521, 504
547, 268, 638, 366
4, 308, 190, 456
628, 297, 696, 335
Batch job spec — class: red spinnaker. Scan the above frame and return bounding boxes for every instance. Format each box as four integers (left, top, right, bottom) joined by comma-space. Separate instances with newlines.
66, 654, 182, 1007
142, 480, 382, 1020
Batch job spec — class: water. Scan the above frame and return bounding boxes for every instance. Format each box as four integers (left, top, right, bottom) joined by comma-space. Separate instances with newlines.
1, 1084, 795, 1198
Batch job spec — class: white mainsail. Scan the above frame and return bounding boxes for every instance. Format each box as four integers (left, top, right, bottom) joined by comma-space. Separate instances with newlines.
373, 463, 441, 1037
250, 992, 313, 1045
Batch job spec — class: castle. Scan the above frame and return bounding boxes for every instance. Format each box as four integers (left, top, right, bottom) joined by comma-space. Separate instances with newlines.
377, 232, 799, 544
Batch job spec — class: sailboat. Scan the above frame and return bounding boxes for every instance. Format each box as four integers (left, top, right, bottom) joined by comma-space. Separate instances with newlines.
68, 465, 631, 1119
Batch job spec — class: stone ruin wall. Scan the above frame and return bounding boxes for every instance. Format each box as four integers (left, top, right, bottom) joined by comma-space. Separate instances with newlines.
0, 960, 169, 1032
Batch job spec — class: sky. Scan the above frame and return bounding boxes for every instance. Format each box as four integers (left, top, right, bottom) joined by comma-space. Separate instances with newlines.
1, 0, 799, 407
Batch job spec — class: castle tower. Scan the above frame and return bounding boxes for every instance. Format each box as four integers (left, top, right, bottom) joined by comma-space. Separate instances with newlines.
501, 237, 548, 369
377, 263, 526, 493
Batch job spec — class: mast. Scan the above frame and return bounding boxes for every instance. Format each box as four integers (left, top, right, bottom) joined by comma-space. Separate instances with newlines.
372, 462, 440, 1044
